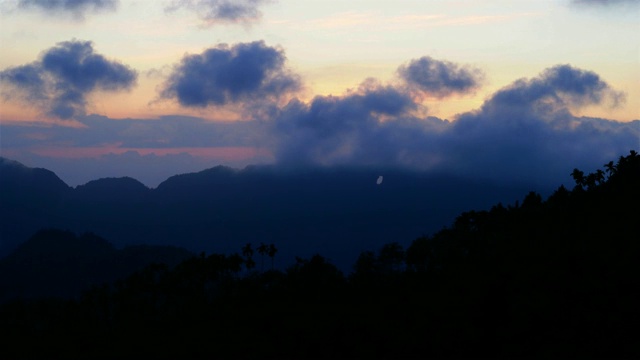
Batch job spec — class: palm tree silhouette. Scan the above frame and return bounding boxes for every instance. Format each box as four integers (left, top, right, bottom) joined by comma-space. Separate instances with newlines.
257, 243, 268, 271
242, 243, 255, 270
267, 244, 278, 270
571, 168, 585, 189
604, 161, 617, 179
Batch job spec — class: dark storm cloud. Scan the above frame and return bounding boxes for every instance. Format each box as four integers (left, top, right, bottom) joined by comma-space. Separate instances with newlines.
165, 0, 272, 25
0, 40, 137, 119
17, 0, 117, 18
160, 41, 301, 107
397, 56, 484, 98
272, 64, 637, 186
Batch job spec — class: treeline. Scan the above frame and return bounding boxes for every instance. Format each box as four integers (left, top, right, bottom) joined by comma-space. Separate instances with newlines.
1, 151, 638, 358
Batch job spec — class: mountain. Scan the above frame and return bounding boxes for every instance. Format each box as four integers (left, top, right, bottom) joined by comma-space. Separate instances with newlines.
0, 157, 70, 210
0, 228, 194, 301
0, 157, 541, 268
0, 158, 71, 255
73, 176, 150, 203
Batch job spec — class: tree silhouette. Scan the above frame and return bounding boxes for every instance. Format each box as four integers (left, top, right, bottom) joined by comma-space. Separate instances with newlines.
571, 168, 585, 189
377, 242, 405, 274
267, 243, 278, 270
242, 243, 255, 270
604, 160, 616, 179
257, 243, 268, 271
405, 236, 432, 272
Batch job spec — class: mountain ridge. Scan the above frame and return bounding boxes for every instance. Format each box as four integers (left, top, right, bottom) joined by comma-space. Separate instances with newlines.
0, 157, 543, 268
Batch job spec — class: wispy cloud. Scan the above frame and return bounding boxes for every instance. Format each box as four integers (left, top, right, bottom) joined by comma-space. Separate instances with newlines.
306, 11, 538, 31
165, 0, 274, 26
14, 0, 118, 19
571, 0, 640, 6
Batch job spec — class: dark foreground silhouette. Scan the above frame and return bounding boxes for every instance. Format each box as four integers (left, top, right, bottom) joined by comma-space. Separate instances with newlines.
0, 151, 638, 358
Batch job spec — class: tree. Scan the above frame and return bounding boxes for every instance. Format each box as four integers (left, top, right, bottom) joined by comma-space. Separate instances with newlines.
267, 244, 278, 270
352, 250, 377, 279
242, 243, 255, 270
406, 236, 432, 272
604, 160, 617, 179
571, 168, 585, 189
257, 243, 268, 271
377, 242, 405, 274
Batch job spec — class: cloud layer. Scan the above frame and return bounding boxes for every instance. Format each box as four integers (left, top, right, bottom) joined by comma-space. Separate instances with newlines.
160, 41, 300, 107
397, 56, 484, 98
1, 45, 636, 190
0, 40, 137, 119
165, 0, 272, 25
271, 64, 637, 186
17, 0, 117, 18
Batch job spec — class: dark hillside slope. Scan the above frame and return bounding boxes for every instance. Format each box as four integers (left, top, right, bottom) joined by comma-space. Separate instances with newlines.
0, 158, 71, 256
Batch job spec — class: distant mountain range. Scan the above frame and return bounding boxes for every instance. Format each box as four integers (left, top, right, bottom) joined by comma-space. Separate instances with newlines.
0, 157, 542, 269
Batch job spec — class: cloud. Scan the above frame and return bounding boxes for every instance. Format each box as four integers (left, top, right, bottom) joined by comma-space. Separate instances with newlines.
160, 41, 301, 108
16, 0, 117, 19
571, 0, 640, 6
2, 55, 636, 190
0, 114, 268, 149
165, 0, 272, 25
397, 56, 484, 98
271, 64, 637, 187
0, 115, 273, 186
438, 65, 633, 185
273, 80, 430, 166
0, 40, 137, 119
483, 64, 624, 114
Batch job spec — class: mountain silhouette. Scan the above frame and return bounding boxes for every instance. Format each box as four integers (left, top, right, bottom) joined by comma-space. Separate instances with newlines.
0, 157, 540, 268
0, 158, 72, 254
73, 177, 150, 203
0, 157, 70, 208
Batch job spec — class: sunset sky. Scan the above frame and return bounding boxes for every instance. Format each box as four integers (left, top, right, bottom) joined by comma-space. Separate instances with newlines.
1, 0, 638, 187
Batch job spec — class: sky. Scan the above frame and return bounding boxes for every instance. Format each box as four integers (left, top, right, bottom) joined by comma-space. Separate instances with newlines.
0, 0, 638, 187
